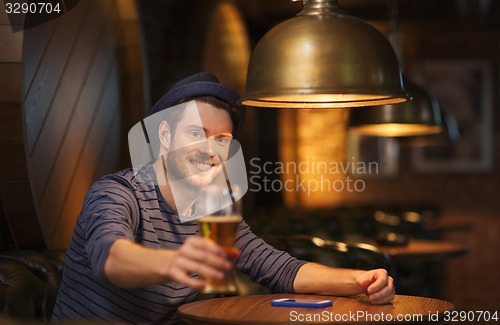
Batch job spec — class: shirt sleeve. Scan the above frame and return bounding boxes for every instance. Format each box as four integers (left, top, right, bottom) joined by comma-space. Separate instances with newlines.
235, 219, 307, 293
80, 174, 140, 283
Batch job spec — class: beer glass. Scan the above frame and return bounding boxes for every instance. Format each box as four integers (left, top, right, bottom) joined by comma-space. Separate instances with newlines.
197, 185, 241, 294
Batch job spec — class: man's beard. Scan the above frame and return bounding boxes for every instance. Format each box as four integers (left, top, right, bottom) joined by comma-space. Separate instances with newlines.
164, 148, 222, 189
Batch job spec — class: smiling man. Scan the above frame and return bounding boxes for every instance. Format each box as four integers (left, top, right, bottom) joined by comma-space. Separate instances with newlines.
52, 73, 394, 324
153, 99, 235, 217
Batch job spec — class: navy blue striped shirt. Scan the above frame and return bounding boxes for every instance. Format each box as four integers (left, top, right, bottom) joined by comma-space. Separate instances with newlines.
52, 165, 306, 324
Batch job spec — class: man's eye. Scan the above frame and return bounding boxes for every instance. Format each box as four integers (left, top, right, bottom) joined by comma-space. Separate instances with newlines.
189, 130, 202, 138
215, 137, 231, 146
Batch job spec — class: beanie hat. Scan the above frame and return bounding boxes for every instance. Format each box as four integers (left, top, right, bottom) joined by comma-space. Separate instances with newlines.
147, 72, 245, 136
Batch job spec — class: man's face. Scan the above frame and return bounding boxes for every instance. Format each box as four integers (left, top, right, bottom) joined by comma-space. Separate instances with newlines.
165, 101, 233, 188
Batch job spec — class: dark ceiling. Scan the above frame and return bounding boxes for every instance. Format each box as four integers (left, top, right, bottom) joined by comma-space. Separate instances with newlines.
235, 0, 500, 35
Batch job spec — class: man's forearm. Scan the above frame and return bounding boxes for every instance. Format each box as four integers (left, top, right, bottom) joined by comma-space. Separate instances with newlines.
293, 262, 364, 296
104, 239, 175, 288
103, 237, 231, 290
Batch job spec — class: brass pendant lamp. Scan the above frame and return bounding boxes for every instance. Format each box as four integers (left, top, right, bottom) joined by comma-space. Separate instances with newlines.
240, 0, 408, 108
401, 112, 460, 147
348, 78, 443, 137
347, 0, 443, 137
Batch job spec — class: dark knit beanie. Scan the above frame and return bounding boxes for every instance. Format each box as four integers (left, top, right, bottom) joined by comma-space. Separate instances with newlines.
147, 72, 245, 136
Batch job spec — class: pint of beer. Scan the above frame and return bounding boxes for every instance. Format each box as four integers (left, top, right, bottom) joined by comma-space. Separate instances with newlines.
197, 185, 241, 294
199, 215, 241, 248
198, 215, 240, 294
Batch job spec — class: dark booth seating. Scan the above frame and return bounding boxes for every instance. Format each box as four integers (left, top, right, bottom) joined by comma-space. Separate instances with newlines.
0, 250, 274, 322
0, 250, 66, 322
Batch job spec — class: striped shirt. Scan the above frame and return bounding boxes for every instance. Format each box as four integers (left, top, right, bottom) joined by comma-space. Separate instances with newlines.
51, 165, 306, 324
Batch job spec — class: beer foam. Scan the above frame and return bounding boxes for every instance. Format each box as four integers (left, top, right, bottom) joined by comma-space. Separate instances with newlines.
198, 215, 242, 223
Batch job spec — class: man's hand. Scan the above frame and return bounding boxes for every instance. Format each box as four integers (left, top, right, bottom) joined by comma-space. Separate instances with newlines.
355, 269, 395, 304
104, 237, 239, 289
293, 263, 395, 304
165, 236, 237, 289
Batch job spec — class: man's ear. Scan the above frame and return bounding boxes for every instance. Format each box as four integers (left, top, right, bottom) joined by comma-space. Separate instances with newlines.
158, 121, 171, 150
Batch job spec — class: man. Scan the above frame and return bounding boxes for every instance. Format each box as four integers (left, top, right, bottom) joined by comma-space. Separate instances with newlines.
52, 73, 394, 324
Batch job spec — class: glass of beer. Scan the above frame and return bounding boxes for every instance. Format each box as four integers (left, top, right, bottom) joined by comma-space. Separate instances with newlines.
197, 185, 241, 295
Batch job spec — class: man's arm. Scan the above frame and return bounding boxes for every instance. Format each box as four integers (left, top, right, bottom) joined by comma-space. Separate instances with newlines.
293, 262, 395, 305
104, 237, 232, 288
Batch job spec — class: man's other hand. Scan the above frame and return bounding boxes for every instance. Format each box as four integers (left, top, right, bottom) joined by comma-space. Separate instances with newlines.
355, 269, 395, 304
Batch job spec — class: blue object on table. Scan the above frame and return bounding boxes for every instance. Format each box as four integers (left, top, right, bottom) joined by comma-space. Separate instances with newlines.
271, 298, 333, 308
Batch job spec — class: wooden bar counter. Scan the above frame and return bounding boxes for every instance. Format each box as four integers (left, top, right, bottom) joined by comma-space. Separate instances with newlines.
178, 293, 455, 324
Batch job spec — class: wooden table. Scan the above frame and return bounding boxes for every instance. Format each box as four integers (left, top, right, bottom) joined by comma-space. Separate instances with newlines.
375, 240, 467, 262
178, 294, 455, 324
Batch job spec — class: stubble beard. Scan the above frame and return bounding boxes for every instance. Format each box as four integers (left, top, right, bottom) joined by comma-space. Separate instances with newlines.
165, 153, 222, 189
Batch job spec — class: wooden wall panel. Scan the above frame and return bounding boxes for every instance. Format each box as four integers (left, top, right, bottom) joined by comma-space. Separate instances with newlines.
0, 181, 36, 215
113, 0, 147, 169
49, 64, 120, 247
0, 5, 8, 24
23, 0, 90, 154
0, 63, 21, 102
0, 103, 23, 142
0, 0, 145, 249
115, 21, 141, 47
0, 26, 22, 62
95, 109, 121, 180
22, 0, 122, 249
22, 19, 56, 96
0, 3, 24, 26
29, 0, 114, 205
40, 56, 117, 244
7, 213, 46, 248
0, 143, 28, 180
0, 6, 41, 250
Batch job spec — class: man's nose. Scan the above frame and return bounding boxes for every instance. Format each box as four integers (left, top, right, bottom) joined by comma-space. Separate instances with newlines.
200, 137, 216, 157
